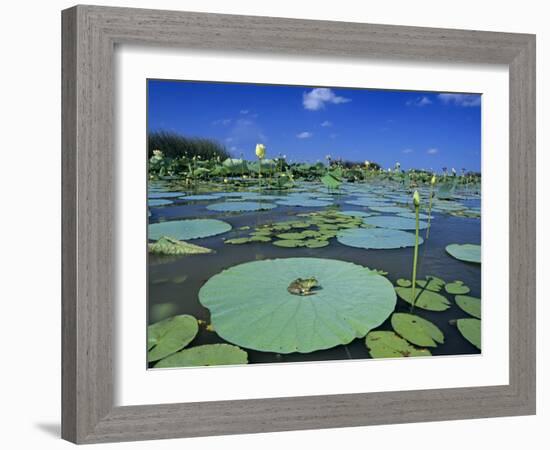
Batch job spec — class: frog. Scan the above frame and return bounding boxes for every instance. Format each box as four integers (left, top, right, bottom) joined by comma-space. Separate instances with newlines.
287, 277, 319, 296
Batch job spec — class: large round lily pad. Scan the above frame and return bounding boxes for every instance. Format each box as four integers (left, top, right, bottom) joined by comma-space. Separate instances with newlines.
206, 201, 276, 212
457, 318, 481, 349
149, 219, 231, 241
446, 244, 481, 264
181, 194, 222, 201
455, 295, 481, 319
148, 192, 185, 199
362, 216, 428, 231
337, 228, 423, 249
199, 258, 397, 353
368, 205, 411, 214
366, 331, 431, 358
340, 210, 379, 218
148, 199, 173, 207
147, 315, 199, 362
397, 212, 432, 220
345, 199, 389, 208
391, 313, 444, 347
154, 344, 248, 368
277, 198, 333, 207
395, 287, 451, 311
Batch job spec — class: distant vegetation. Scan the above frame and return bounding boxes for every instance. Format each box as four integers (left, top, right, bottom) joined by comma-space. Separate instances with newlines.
148, 131, 231, 160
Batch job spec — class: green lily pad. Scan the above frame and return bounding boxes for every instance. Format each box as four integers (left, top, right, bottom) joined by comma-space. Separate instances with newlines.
395, 287, 451, 311
304, 239, 329, 248
397, 212, 432, 220
147, 315, 199, 362
148, 199, 173, 207
225, 237, 251, 245
277, 232, 307, 240
277, 198, 333, 207
445, 280, 470, 294
249, 235, 272, 242
368, 205, 411, 214
391, 313, 444, 347
446, 244, 481, 264
273, 239, 304, 248
182, 194, 222, 201
455, 295, 481, 319
457, 318, 481, 349
148, 236, 213, 255
345, 199, 389, 208
337, 228, 423, 249
416, 276, 446, 292
199, 258, 397, 353
366, 331, 432, 358
340, 210, 379, 218
149, 219, 231, 241
206, 201, 276, 212
148, 191, 186, 199
362, 216, 428, 230
396, 278, 412, 287
154, 344, 248, 368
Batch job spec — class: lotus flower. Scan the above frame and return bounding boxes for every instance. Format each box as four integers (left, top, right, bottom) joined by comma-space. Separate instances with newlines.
413, 190, 420, 207
255, 143, 266, 159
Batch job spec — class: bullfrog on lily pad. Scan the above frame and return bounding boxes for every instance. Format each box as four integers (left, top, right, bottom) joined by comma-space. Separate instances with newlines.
287, 277, 320, 296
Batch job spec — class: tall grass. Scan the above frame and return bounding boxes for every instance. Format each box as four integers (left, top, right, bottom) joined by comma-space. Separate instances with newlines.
148, 131, 231, 160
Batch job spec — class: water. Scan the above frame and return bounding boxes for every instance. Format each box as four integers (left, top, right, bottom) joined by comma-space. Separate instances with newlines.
148, 181, 481, 365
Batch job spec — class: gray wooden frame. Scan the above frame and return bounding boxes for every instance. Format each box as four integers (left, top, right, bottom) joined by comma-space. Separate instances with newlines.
62, 4, 536, 444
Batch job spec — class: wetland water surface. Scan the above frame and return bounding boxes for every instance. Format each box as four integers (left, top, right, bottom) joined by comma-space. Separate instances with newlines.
148, 180, 481, 367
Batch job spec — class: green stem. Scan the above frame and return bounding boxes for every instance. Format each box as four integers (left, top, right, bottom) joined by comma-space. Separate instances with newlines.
426, 185, 434, 239
258, 159, 262, 191
410, 205, 420, 312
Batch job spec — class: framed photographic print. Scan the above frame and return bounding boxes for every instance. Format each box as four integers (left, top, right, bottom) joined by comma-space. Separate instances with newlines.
62, 5, 536, 444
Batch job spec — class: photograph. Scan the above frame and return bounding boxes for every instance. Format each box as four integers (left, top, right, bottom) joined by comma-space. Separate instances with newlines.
146, 79, 482, 369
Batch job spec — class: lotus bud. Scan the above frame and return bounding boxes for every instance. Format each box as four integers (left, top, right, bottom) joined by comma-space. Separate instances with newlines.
364, 160, 370, 168
413, 190, 420, 207
223, 178, 228, 183
431, 175, 436, 185
255, 143, 266, 159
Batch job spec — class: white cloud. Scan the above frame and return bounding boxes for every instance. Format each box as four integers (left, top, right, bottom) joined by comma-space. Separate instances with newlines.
321, 120, 333, 127
240, 109, 249, 114
402, 148, 414, 154
303, 88, 351, 111
212, 118, 232, 126
225, 137, 234, 143
406, 96, 432, 107
296, 131, 313, 139
427, 148, 439, 155
438, 93, 481, 107
329, 133, 338, 139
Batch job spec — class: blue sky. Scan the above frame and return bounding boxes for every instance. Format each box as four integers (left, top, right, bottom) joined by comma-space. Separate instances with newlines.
147, 79, 481, 171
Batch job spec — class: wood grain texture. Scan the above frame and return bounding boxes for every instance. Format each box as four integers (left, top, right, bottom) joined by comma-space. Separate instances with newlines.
61, 4, 536, 444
